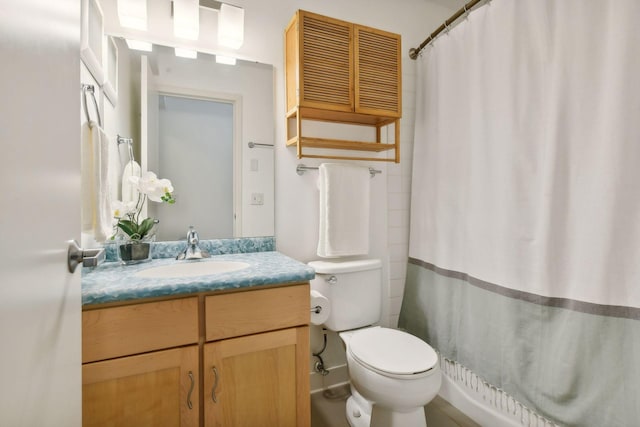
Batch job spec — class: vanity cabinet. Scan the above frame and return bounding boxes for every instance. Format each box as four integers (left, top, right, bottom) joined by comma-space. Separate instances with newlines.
82, 297, 200, 427
81, 284, 310, 427
203, 286, 310, 427
285, 9, 402, 162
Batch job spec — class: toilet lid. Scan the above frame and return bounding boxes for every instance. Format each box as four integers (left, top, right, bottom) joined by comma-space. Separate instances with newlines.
349, 328, 438, 375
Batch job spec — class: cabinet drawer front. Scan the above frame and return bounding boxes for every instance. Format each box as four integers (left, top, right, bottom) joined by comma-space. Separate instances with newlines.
205, 284, 309, 341
83, 297, 199, 363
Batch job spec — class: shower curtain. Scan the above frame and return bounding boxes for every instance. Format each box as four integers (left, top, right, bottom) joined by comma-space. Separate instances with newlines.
399, 1, 640, 426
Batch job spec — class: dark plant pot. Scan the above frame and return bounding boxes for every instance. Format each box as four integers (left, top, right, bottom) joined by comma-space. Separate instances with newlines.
119, 241, 152, 264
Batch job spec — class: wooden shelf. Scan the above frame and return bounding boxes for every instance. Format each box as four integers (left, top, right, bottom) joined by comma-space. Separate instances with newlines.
287, 107, 397, 127
286, 136, 396, 152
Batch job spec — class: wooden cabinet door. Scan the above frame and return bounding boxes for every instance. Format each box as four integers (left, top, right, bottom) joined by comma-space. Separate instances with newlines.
204, 327, 310, 427
298, 11, 353, 113
82, 346, 199, 427
354, 25, 402, 117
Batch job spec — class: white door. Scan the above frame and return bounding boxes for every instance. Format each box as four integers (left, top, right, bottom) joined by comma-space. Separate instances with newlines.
0, 0, 81, 426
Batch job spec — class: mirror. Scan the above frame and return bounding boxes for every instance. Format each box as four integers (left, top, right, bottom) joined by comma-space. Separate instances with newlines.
108, 40, 274, 241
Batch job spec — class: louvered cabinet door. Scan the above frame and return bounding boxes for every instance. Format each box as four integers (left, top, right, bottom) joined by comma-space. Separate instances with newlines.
298, 11, 353, 112
354, 25, 402, 117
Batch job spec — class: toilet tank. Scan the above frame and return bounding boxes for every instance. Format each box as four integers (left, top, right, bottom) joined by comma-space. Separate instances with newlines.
309, 259, 382, 331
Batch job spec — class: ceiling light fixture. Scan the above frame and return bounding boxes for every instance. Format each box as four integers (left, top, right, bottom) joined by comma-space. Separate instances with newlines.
218, 3, 244, 49
117, 0, 147, 31
175, 47, 198, 59
173, 0, 199, 40
125, 39, 153, 51
215, 54, 236, 65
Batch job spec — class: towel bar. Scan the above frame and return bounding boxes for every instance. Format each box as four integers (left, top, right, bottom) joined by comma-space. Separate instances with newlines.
81, 84, 102, 127
248, 141, 274, 149
296, 164, 382, 177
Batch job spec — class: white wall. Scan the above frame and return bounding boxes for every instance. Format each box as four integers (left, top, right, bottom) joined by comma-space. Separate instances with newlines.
228, 0, 456, 384
241, 0, 452, 321
100, 0, 456, 386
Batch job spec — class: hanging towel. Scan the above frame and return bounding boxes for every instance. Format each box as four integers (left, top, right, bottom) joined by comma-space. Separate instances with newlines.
121, 160, 141, 203
81, 120, 113, 242
317, 163, 371, 258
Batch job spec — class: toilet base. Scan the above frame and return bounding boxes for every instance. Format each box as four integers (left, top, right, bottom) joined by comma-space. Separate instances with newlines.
370, 405, 426, 427
346, 394, 371, 427
345, 387, 427, 427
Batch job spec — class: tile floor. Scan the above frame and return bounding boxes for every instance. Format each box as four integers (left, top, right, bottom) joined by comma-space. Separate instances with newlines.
311, 384, 480, 427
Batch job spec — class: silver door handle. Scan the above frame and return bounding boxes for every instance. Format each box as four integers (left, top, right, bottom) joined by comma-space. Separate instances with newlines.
67, 240, 105, 273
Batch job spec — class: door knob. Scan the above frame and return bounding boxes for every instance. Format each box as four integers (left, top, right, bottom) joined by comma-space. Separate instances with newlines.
67, 240, 105, 273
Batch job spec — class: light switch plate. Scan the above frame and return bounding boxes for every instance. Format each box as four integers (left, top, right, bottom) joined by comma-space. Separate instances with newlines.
250, 193, 264, 205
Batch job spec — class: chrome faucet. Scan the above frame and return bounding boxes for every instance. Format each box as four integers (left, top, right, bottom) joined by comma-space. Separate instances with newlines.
176, 226, 211, 260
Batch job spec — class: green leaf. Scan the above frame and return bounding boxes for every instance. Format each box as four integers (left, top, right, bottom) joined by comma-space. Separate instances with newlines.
162, 192, 176, 204
137, 217, 156, 238
117, 220, 138, 237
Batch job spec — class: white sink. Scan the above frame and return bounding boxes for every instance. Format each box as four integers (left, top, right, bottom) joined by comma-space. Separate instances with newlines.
135, 261, 250, 278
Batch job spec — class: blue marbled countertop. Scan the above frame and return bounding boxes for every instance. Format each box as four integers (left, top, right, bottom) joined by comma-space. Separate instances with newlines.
82, 251, 315, 306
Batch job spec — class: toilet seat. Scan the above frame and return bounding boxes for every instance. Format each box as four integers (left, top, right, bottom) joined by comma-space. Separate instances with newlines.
348, 327, 438, 377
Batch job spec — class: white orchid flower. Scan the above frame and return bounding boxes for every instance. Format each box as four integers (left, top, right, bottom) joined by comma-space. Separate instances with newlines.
112, 200, 136, 219
113, 170, 175, 241
147, 178, 174, 202
129, 172, 175, 202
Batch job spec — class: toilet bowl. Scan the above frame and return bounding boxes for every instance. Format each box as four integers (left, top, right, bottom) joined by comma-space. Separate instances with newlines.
309, 259, 442, 427
340, 327, 441, 427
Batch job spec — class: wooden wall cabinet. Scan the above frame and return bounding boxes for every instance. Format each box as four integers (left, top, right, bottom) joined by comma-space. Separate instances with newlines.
82, 284, 310, 427
285, 10, 402, 162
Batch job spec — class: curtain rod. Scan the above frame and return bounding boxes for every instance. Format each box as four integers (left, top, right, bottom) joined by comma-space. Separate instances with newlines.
409, 0, 485, 59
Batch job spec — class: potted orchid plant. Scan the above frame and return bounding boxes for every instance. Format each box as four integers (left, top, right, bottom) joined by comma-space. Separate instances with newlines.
112, 171, 175, 264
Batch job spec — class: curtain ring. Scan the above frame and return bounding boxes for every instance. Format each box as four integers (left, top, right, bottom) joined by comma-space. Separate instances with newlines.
463, 3, 473, 19
444, 22, 451, 34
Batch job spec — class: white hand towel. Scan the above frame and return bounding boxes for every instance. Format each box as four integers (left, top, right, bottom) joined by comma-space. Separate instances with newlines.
317, 163, 371, 258
81, 121, 113, 242
121, 160, 141, 203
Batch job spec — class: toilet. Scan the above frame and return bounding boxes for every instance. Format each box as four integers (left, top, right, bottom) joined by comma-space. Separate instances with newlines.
309, 259, 441, 427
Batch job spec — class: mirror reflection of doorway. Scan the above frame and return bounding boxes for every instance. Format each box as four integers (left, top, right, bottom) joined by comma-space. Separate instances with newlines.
149, 94, 234, 241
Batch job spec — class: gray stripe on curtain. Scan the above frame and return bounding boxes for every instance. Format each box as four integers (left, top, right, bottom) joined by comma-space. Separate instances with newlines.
399, 261, 640, 427
408, 257, 640, 320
